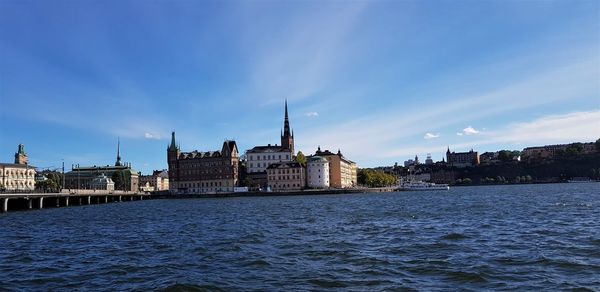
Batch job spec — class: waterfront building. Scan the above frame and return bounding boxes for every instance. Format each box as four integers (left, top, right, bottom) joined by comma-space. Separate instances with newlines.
245, 100, 295, 188
91, 174, 115, 191
64, 141, 139, 191
521, 142, 596, 161
139, 169, 169, 192
266, 162, 305, 191
480, 152, 500, 165
167, 132, 239, 194
446, 148, 480, 168
0, 144, 36, 192
307, 156, 329, 189
246, 145, 293, 173
314, 147, 357, 188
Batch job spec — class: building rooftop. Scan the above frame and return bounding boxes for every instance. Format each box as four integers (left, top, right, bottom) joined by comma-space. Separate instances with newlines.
266, 161, 304, 169
247, 144, 290, 153
0, 162, 36, 168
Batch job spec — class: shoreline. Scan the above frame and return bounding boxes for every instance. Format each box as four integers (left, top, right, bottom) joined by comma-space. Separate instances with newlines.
152, 187, 396, 199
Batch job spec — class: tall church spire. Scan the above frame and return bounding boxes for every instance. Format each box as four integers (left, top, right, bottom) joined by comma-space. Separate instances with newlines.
283, 99, 290, 136
169, 131, 177, 151
115, 138, 123, 166
281, 99, 294, 153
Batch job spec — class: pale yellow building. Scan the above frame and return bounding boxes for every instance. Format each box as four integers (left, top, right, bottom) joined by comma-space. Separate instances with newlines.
0, 144, 36, 192
313, 147, 357, 188
266, 162, 305, 191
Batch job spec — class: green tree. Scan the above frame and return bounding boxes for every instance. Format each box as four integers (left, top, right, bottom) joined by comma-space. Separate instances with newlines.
112, 170, 131, 191
565, 143, 583, 156
239, 177, 252, 187
295, 151, 307, 166
357, 169, 397, 187
596, 138, 600, 152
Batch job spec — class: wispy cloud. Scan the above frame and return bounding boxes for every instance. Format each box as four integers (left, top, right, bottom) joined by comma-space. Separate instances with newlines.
144, 132, 162, 140
305, 112, 319, 118
491, 110, 600, 144
243, 3, 369, 105
424, 133, 440, 139
387, 110, 600, 159
296, 56, 599, 165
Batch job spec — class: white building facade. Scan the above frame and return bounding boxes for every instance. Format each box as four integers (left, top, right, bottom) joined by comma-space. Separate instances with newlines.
246, 145, 293, 173
0, 144, 36, 192
307, 156, 329, 189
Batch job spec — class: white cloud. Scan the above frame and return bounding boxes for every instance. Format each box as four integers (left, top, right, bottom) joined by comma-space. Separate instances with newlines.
493, 110, 600, 144
144, 132, 162, 140
424, 133, 440, 139
461, 126, 480, 136
306, 112, 319, 117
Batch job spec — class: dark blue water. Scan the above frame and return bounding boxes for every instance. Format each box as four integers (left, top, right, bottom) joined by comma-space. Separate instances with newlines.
1, 183, 599, 290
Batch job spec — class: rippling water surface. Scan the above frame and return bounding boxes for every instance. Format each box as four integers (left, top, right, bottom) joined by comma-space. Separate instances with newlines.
1, 183, 599, 290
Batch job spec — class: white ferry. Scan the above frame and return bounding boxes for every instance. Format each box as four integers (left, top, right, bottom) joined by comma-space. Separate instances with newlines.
396, 181, 450, 191
567, 177, 595, 183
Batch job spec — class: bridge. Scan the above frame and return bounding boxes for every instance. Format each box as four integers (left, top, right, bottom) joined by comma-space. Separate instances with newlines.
0, 191, 152, 212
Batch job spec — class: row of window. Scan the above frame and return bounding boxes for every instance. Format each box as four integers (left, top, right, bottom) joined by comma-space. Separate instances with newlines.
182, 169, 226, 175
180, 161, 229, 168
2, 180, 34, 186
180, 181, 230, 188
268, 168, 301, 174
270, 183, 301, 189
2, 170, 35, 177
249, 154, 290, 161
249, 162, 268, 168
269, 175, 301, 180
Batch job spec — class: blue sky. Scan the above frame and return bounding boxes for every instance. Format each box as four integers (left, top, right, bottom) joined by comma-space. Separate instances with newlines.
1, 0, 599, 174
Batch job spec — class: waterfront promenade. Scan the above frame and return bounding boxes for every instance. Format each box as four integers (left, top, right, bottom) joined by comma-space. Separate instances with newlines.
0, 191, 150, 212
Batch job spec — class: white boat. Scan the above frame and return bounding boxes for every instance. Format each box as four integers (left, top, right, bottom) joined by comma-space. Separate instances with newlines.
567, 177, 595, 183
396, 181, 449, 191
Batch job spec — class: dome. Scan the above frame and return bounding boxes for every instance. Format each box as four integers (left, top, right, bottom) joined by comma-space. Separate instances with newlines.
308, 156, 328, 163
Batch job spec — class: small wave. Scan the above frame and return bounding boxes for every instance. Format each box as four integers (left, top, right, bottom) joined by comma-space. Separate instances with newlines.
440, 233, 469, 240
159, 283, 225, 292
307, 278, 348, 288
446, 270, 488, 283
243, 259, 271, 268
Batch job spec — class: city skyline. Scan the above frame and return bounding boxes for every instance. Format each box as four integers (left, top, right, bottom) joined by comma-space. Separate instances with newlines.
1, 1, 599, 174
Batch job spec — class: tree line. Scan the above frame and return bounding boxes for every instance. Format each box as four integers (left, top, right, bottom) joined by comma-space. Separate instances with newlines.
358, 169, 397, 187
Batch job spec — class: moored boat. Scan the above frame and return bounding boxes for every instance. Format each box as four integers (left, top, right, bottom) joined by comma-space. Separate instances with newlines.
567, 177, 595, 183
396, 181, 450, 191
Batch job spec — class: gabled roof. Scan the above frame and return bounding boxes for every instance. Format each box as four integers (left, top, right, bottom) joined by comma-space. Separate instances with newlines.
247, 144, 289, 153
266, 161, 304, 169
0, 162, 36, 168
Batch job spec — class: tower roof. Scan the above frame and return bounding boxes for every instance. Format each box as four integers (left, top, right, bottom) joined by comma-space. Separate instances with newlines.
169, 131, 178, 151
115, 138, 123, 166
282, 99, 291, 137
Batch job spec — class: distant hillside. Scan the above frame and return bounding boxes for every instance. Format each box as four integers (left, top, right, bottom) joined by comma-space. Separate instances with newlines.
440, 153, 600, 185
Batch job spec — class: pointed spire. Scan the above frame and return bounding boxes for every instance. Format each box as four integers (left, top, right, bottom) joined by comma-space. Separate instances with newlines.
281, 99, 294, 153
115, 137, 123, 166
169, 131, 177, 151
283, 99, 290, 136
